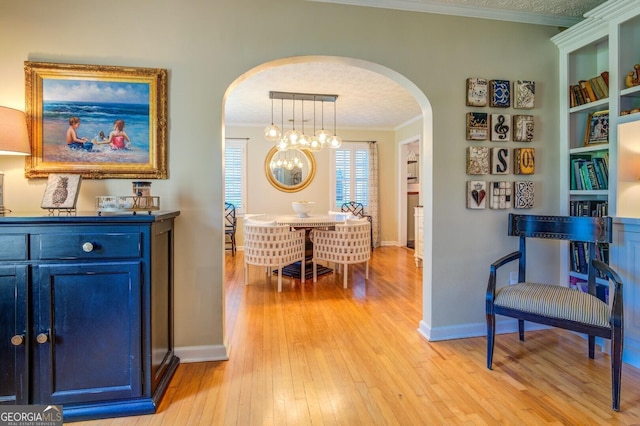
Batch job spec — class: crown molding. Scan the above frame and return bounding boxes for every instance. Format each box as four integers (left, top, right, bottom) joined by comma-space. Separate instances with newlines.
308, 0, 585, 27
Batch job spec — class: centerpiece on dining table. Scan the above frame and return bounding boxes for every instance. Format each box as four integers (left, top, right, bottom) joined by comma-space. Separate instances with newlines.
291, 201, 315, 218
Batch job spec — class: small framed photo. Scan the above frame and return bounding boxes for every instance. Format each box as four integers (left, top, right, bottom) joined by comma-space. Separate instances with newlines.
41, 173, 82, 209
584, 110, 609, 145
489, 79, 511, 108
466, 78, 488, 107
514, 80, 535, 109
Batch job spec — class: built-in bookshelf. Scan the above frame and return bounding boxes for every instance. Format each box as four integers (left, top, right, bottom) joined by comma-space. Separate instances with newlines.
552, 0, 640, 292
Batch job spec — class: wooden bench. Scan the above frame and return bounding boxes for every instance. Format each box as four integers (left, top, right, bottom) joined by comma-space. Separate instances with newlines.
485, 214, 624, 410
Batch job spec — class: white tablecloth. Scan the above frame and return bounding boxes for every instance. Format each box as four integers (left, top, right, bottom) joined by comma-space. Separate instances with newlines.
247, 213, 352, 228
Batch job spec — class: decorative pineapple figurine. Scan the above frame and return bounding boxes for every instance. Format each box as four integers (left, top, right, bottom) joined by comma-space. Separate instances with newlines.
52, 176, 69, 206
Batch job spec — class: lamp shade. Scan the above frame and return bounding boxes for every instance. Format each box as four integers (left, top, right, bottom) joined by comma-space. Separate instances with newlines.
0, 107, 31, 155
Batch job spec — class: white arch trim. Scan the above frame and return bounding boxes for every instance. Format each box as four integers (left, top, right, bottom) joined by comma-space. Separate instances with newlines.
222, 55, 434, 340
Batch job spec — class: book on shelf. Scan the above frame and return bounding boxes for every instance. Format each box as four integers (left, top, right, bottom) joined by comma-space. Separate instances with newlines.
569, 200, 608, 217
569, 71, 609, 107
569, 275, 609, 304
570, 153, 608, 191
570, 241, 609, 279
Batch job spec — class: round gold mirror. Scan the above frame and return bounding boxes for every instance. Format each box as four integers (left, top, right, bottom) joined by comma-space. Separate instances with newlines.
265, 147, 316, 192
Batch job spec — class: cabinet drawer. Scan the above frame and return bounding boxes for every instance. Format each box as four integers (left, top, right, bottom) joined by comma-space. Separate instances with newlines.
33, 233, 141, 260
0, 234, 28, 261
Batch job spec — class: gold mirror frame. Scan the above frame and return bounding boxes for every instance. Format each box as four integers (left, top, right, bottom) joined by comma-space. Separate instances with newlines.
264, 147, 315, 192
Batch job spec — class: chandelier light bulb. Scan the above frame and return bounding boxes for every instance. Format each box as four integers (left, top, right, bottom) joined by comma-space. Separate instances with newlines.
328, 134, 342, 149
315, 128, 332, 145
298, 133, 310, 147
309, 137, 321, 152
264, 97, 282, 142
264, 124, 282, 142
276, 139, 289, 151
285, 129, 302, 147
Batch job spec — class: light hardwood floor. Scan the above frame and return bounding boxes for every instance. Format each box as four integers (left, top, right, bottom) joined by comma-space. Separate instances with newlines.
76, 247, 640, 425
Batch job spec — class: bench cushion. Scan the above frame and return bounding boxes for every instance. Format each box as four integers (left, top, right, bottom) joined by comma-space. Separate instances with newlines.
494, 282, 610, 328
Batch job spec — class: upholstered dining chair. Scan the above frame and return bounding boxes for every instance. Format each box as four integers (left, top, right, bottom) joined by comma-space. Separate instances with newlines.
341, 201, 374, 249
224, 202, 237, 256
312, 219, 371, 289
244, 222, 306, 292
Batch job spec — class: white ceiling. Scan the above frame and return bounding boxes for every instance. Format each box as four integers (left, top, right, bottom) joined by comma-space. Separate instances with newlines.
224, 0, 607, 132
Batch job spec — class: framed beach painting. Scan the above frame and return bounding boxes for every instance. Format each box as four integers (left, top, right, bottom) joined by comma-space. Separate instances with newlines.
24, 61, 168, 179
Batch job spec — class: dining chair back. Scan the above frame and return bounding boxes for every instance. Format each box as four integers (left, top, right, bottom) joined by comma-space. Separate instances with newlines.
312, 219, 371, 288
341, 201, 374, 249
224, 202, 237, 255
244, 223, 306, 292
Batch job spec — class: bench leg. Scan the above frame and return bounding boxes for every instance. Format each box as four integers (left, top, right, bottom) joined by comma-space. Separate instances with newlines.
486, 312, 495, 370
518, 320, 525, 341
589, 335, 595, 359
612, 329, 623, 411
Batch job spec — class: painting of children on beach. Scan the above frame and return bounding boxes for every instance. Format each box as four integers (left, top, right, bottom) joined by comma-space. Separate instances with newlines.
24, 61, 167, 179
42, 79, 151, 164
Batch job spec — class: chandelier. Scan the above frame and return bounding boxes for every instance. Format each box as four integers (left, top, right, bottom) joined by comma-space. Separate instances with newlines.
264, 91, 342, 151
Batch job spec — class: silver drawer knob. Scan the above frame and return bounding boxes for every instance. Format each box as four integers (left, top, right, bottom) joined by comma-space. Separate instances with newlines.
11, 335, 24, 346
82, 242, 94, 253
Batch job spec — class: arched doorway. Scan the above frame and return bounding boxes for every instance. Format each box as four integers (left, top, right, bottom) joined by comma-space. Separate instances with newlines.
222, 55, 433, 345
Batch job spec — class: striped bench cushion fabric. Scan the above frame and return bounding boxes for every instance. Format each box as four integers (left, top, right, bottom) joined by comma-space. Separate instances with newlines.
494, 282, 610, 328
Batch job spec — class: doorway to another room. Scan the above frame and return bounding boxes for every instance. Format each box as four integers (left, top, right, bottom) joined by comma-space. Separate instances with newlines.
398, 137, 421, 250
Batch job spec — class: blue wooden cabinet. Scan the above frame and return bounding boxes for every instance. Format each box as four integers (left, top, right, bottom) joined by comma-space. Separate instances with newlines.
0, 211, 180, 422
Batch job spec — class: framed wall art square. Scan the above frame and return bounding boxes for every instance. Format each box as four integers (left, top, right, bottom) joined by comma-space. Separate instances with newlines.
490, 113, 511, 141
466, 146, 490, 175
489, 181, 512, 209
466, 78, 488, 107
514, 80, 535, 109
489, 79, 511, 107
513, 115, 534, 142
490, 147, 510, 175
466, 112, 488, 140
514, 181, 535, 208
514, 148, 535, 174
25, 61, 168, 179
466, 180, 487, 209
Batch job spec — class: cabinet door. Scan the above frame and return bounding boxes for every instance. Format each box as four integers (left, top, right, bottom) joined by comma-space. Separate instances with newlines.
0, 265, 28, 405
33, 262, 142, 405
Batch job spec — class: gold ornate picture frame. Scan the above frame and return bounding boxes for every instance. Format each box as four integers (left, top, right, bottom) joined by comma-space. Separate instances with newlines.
24, 61, 168, 179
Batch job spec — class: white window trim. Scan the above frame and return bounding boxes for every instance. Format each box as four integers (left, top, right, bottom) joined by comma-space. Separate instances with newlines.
330, 141, 369, 211
224, 138, 247, 216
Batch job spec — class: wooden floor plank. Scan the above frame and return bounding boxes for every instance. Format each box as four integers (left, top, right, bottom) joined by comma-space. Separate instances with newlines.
73, 247, 640, 425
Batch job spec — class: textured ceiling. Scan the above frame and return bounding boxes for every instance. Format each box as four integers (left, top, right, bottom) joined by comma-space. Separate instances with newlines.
224, 0, 606, 132
225, 62, 422, 131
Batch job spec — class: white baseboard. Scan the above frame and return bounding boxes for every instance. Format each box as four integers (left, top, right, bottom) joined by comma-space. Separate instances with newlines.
419, 319, 640, 369
418, 318, 549, 342
175, 344, 229, 363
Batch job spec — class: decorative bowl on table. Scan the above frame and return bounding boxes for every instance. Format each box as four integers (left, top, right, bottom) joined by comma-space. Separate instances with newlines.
292, 201, 315, 218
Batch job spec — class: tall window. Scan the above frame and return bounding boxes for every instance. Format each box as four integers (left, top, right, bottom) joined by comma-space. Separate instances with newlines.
331, 142, 369, 210
224, 139, 246, 215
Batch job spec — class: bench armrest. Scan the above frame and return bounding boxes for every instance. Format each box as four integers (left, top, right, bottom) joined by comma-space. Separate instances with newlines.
486, 251, 522, 310
592, 259, 624, 329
